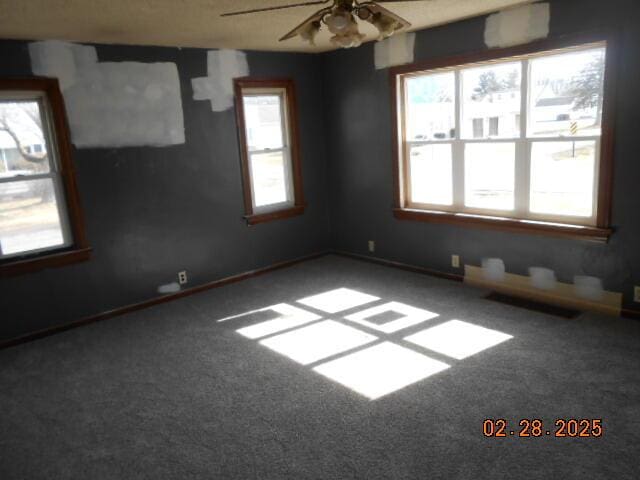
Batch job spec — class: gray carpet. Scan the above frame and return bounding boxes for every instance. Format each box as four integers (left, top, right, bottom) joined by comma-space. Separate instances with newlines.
1, 254, 639, 479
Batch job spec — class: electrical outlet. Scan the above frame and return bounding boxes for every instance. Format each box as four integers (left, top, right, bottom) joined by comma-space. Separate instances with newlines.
635, 286, 640, 303
368, 240, 375, 253
178, 270, 188, 285
451, 254, 460, 268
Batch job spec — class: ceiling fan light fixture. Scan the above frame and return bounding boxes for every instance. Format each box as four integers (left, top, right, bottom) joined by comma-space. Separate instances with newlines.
299, 20, 321, 45
356, 6, 372, 21
370, 12, 400, 41
327, 5, 364, 49
330, 32, 365, 48
224, 0, 414, 50
325, 7, 353, 34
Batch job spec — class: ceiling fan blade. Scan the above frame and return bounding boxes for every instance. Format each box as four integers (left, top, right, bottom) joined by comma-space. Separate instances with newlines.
279, 6, 332, 41
221, 0, 331, 17
358, 2, 412, 28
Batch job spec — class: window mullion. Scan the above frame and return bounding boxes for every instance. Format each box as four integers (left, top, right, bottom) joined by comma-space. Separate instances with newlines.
514, 140, 530, 217
452, 69, 464, 208
249, 147, 285, 155
0, 172, 55, 184
515, 59, 531, 216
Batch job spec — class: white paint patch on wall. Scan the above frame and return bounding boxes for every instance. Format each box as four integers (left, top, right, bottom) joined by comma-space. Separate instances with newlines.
374, 33, 415, 70
191, 50, 249, 112
574, 275, 605, 301
484, 3, 550, 49
529, 267, 557, 290
482, 258, 506, 282
29, 40, 91, 90
157, 282, 181, 294
29, 40, 185, 148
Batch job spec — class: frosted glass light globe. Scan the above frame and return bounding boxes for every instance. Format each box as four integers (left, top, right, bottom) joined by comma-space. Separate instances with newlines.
326, 10, 352, 34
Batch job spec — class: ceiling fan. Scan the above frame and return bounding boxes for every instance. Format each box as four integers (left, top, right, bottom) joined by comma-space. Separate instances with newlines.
221, 0, 429, 49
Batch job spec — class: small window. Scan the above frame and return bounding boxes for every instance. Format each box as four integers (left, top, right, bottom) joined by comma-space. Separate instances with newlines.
234, 78, 304, 225
488, 117, 499, 136
392, 36, 613, 240
0, 79, 88, 274
472, 118, 484, 138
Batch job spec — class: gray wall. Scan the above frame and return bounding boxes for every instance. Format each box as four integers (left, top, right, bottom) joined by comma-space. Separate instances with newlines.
0, 41, 330, 341
322, 0, 640, 311
2, 0, 639, 343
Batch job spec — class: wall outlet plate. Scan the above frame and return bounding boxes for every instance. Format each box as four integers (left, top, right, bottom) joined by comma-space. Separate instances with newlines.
368, 240, 375, 253
178, 270, 188, 285
451, 254, 460, 268
635, 286, 640, 303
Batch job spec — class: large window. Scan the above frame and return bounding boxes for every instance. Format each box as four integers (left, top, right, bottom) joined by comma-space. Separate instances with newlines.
234, 78, 304, 225
392, 36, 614, 241
0, 79, 88, 274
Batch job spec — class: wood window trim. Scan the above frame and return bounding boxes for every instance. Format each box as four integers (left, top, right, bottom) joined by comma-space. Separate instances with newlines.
393, 208, 612, 242
233, 77, 305, 226
390, 31, 618, 243
0, 77, 90, 276
0, 247, 91, 276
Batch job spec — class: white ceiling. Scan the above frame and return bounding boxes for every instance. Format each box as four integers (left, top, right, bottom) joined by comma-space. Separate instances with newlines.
0, 0, 535, 53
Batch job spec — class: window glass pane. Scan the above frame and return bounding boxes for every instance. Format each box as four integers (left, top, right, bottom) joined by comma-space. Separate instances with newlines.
529, 47, 605, 137
405, 72, 455, 141
243, 94, 284, 151
409, 143, 452, 205
530, 141, 595, 217
464, 143, 515, 210
250, 151, 289, 208
0, 100, 51, 176
461, 62, 521, 139
489, 117, 499, 136
0, 178, 65, 256
472, 118, 483, 138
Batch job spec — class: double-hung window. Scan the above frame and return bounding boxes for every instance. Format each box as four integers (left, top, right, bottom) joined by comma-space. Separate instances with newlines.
0, 78, 88, 274
234, 78, 305, 225
392, 35, 614, 241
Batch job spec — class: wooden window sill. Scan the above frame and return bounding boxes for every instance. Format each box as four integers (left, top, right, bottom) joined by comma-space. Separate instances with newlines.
393, 208, 612, 242
0, 247, 92, 276
244, 205, 305, 225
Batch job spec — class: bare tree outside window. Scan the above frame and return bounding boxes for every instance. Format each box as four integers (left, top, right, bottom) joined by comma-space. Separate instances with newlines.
0, 102, 48, 165
571, 53, 605, 122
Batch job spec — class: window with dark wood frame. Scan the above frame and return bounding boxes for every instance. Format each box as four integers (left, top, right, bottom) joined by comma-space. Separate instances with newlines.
234, 78, 305, 225
0, 78, 89, 275
390, 32, 617, 242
